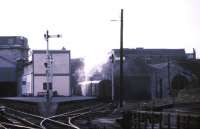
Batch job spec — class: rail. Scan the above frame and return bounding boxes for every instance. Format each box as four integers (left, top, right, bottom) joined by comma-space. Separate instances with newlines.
0, 102, 112, 129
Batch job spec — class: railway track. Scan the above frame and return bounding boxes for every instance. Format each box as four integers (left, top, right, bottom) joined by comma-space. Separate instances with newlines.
0, 102, 113, 129
41, 103, 112, 129
0, 105, 44, 129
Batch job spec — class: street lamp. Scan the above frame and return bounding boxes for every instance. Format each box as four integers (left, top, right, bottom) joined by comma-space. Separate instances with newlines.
44, 30, 62, 103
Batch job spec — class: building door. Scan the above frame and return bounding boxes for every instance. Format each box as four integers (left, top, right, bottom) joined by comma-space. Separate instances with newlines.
171, 75, 188, 96
0, 82, 17, 97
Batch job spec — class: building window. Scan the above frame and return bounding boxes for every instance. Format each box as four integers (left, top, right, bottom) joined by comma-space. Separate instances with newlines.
22, 81, 26, 85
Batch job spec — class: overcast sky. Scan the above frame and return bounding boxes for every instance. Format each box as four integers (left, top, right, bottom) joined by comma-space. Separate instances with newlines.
0, 0, 200, 69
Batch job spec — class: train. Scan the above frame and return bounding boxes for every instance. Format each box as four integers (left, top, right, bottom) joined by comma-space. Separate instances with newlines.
76, 80, 111, 100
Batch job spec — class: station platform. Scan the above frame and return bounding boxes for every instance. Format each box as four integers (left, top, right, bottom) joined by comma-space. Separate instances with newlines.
0, 96, 96, 103
0, 96, 97, 116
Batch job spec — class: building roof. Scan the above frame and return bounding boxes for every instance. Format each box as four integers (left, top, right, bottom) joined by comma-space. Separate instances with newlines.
0, 36, 29, 49
32, 49, 70, 54
113, 48, 186, 57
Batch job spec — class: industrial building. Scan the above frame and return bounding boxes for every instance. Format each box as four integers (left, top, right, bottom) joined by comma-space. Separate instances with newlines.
22, 50, 71, 96
0, 36, 29, 97
99, 48, 198, 100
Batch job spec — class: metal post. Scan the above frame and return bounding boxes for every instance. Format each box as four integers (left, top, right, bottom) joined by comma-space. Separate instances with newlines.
144, 113, 148, 129
187, 115, 190, 129
183, 116, 186, 129
167, 57, 171, 95
159, 113, 162, 129
44, 30, 51, 103
111, 54, 115, 101
177, 114, 180, 129
44, 30, 61, 103
133, 112, 137, 129
138, 112, 141, 129
119, 9, 124, 108
151, 113, 154, 129
168, 113, 171, 129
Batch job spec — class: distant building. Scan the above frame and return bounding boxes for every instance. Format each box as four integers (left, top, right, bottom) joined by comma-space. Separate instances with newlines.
112, 48, 187, 64
0, 36, 29, 96
22, 50, 71, 96
101, 48, 197, 100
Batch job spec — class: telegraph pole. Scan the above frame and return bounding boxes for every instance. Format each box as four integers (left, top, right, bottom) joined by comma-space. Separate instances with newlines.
167, 56, 171, 95
111, 53, 115, 101
119, 9, 124, 108
44, 30, 61, 103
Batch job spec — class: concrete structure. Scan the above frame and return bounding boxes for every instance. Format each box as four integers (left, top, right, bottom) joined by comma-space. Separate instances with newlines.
32, 50, 71, 96
0, 36, 29, 96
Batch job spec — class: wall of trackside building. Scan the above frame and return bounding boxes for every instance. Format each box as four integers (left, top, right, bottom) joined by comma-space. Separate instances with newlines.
32, 50, 71, 96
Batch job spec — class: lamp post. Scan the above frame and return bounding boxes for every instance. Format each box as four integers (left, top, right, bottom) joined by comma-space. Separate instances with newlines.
44, 30, 61, 103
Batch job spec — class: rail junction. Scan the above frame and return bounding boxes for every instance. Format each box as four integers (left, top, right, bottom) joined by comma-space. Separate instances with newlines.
0, 102, 113, 129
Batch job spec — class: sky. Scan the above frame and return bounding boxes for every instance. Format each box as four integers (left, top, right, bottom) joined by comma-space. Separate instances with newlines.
0, 0, 200, 70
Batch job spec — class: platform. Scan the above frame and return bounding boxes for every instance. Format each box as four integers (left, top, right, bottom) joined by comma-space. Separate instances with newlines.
0, 96, 97, 116
0, 96, 96, 103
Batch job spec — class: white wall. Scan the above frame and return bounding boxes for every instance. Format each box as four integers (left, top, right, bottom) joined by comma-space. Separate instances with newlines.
21, 64, 33, 95
21, 74, 32, 94
33, 51, 70, 96
34, 76, 70, 96
33, 53, 46, 74
52, 53, 70, 74
33, 53, 70, 74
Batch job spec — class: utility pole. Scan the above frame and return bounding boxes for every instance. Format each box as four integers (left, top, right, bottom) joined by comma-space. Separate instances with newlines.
167, 56, 171, 95
44, 30, 61, 103
119, 9, 124, 108
111, 53, 115, 101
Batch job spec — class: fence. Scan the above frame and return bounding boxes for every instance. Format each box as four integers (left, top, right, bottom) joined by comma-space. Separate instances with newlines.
121, 110, 200, 129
